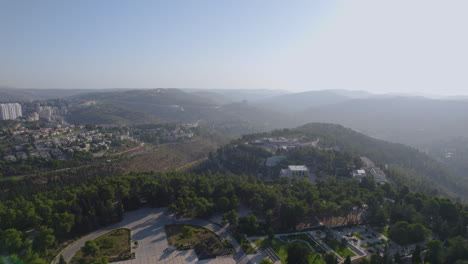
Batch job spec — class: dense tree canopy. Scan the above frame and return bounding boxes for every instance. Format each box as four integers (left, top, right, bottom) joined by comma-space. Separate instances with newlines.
0, 169, 466, 263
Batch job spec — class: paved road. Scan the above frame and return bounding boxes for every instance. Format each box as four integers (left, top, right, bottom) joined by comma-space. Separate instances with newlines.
54, 208, 249, 264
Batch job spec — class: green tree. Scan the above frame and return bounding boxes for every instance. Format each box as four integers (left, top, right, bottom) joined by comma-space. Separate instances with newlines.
223, 209, 239, 226
32, 226, 56, 256
89, 257, 109, 264
239, 214, 259, 235
393, 252, 403, 264
426, 240, 444, 264
267, 228, 275, 240
286, 243, 310, 264
217, 196, 230, 212
446, 236, 468, 264
83, 240, 100, 256
344, 255, 351, 264
324, 252, 338, 264
99, 237, 116, 249
370, 253, 381, 264
58, 255, 67, 264
51, 212, 75, 237
407, 223, 430, 243
259, 258, 273, 264
389, 221, 409, 245
181, 226, 194, 238
0, 229, 28, 254
411, 245, 421, 264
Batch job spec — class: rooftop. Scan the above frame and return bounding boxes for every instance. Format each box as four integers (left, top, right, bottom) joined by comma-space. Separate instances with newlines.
288, 165, 308, 171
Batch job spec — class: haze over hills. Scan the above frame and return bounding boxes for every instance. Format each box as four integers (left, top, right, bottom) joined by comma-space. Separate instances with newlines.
1, 87, 467, 264
301, 97, 468, 147
3, 0, 468, 263
0, 88, 107, 101
257, 90, 352, 111
182, 88, 289, 103
65, 88, 299, 135
3, 87, 468, 146
3, 87, 468, 147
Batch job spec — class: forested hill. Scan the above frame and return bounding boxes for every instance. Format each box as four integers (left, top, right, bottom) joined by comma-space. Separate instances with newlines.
293, 123, 467, 199
207, 123, 467, 200
66, 88, 298, 134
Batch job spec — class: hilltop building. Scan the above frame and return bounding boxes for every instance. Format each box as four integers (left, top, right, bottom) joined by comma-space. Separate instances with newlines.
352, 169, 366, 180
0, 103, 22, 120
280, 165, 310, 179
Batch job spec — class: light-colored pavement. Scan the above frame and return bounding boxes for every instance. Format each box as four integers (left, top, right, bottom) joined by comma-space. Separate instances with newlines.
55, 207, 252, 264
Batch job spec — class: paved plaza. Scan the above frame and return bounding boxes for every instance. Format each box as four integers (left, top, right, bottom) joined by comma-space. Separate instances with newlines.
55, 207, 258, 264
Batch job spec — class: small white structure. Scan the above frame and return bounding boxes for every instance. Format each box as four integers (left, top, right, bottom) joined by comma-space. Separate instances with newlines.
352, 169, 366, 180
281, 165, 310, 178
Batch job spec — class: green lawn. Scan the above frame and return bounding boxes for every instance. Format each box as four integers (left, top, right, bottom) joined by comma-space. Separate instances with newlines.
165, 224, 234, 260
281, 233, 327, 254
322, 238, 356, 258
71, 228, 131, 264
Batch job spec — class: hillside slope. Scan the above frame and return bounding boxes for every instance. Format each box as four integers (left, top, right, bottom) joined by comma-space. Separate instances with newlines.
69, 89, 299, 133
204, 123, 467, 200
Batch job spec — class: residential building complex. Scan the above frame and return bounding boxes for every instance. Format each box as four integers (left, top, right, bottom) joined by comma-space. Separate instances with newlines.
0, 103, 22, 120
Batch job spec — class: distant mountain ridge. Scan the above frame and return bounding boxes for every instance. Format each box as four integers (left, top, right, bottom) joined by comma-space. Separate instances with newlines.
257, 90, 353, 111
300, 97, 468, 146
65, 88, 299, 134
0, 88, 105, 101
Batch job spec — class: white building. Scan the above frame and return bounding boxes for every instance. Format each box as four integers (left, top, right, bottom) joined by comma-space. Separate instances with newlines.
352, 169, 366, 180
280, 165, 310, 178
0, 103, 22, 120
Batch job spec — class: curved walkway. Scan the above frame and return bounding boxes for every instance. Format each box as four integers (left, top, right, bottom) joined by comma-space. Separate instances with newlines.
54, 208, 246, 264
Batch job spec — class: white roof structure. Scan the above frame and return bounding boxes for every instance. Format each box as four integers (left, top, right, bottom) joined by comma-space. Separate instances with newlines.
288, 165, 309, 171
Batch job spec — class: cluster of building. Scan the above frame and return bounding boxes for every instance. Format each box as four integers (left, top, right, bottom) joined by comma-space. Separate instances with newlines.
158, 127, 194, 142
250, 137, 319, 152
34, 104, 68, 122
0, 103, 22, 120
132, 123, 196, 143
0, 101, 70, 122
1, 123, 137, 162
270, 157, 388, 185
280, 165, 310, 178
355, 157, 388, 184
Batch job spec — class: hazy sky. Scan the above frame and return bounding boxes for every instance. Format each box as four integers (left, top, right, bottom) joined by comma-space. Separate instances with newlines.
1, 0, 467, 95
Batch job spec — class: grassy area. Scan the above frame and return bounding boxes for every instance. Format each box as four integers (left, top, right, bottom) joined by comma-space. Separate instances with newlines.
254, 238, 288, 261
119, 137, 221, 173
322, 238, 356, 258
165, 224, 234, 260
353, 231, 363, 240
281, 233, 327, 254
382, 226, 389, 237
231, 232, 256, 254
254, 238, 325, 264
71, 228, 131, 264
